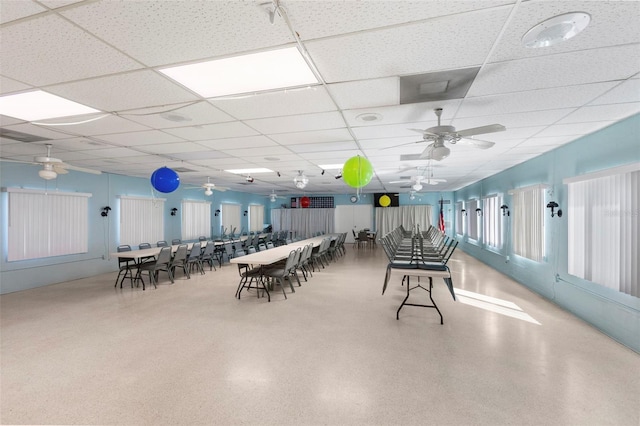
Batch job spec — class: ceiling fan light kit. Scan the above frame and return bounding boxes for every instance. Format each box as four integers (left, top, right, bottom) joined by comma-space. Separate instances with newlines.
294, 171, 309, 189
38, 164, 57, 180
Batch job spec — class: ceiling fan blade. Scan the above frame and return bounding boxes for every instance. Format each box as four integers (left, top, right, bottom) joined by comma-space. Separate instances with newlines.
456, 124, 505, 137
380, 140, 423, 150
53, 165, 69, 175
60, 163, 102, 175
457, 137, 495, 149
419, 144, 436, 159
388, 180, 410, 184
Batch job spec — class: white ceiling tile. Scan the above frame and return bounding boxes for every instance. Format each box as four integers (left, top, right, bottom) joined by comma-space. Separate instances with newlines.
351, 122, 433, 140
163, 121, 259, 141
0, 114, 25, 126
111, 155, 170, 165
0, 141, 61, 156
4, 123, 75, 140
39, 0, 85, 8
245, 111, 345, 134
557, 103, 640, 125
489, 0, 640, 63
0, 0, 46, 24
287, 141, 359, 153
521, 136, 575, 146
190, 158, 249, 168
327, 77, 399, 110
534, 121, 614, 138
360, 135, 426, 150
168, 151, 230, 161
46, 70, 199, 112
450, 109, 575, 129
306, 7, 511, 82
220, 146, 294, 158
33, 137, 114, 151
1, 14, 142, 86
45, 150, 96, 161
469, 44, 640, 97
301, 150, 362, 160
97, 130, 186, 146
120, 101, 234, 129
36, 114, 151, 136
80, 147, 147, 159
196, 135, 278, 150
457, 82, 619, 117
0, 76, 32, 95
589, 79, 640, 105
210, 87, 336, 120
270, 128, 353, 145
345, 100, 462, 127
60, 1, 293, 67
136, 142, 213, 155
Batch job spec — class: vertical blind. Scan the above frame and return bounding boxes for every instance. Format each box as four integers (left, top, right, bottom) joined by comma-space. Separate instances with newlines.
467, 199, 479, 240
249, 204, 264, 232
509, 185, 545, 262
456, 201, 464, 236
271, 208, 335, 238
119, 196, 165, 247
565, 164, 639, 297
221, 203, 241, 236
7, 188, 90, 261
483, 195, 501, 249
181, 200, 211, 240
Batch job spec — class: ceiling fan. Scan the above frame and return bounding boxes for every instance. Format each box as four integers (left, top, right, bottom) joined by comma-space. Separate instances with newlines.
389, 175, 446, 191
186, 177, 228, 196
387, 108, 506, 161
3, 143, 102, 180
265, 190, 287, 203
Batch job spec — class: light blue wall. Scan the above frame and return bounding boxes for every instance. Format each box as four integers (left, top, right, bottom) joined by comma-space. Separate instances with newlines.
0, 163, 270, 294
453, 114, 640, 352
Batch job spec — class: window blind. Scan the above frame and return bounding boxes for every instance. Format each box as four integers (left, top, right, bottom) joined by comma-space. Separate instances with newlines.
249, 204, 264, 232
221, 203, 241, 236
181, 200, 211, 240
565, 164, 639, 297
456, 201, 464, 236
467, 199, 479, 240
119, 196, 165, 247
483, 194, 501, 249
510, 185, 545, 262
6, 188, 91, 261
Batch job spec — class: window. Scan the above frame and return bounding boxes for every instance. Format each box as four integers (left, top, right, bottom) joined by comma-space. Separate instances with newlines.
221, 203, 241, 236
509, 185, 545, 262
467, 199, 479, 241
483, 194, 501, 249
455, 201, 464, 236
6, 188, 90, 261
181, 200, 211, 240
564, 163, 639, 297
249, 204, 264, 233
119, 196, 165, 246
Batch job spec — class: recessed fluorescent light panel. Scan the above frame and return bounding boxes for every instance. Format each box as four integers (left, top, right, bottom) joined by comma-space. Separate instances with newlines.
318, 164, 344, 170
0, 90, 100, 121
160, 47, 319, 97
224, 168, 274, 174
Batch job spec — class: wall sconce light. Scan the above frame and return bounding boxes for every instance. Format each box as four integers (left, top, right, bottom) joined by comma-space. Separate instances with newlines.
547, 201, 562, 217
170, 208, 178, 216
244, 210, 248, 216
101, 206, 111, 217
215, 209, 220, 217
461, 209, 467, 216
500, 204, 510, 216
334, 171, 343, 179
476, 208, 482, 216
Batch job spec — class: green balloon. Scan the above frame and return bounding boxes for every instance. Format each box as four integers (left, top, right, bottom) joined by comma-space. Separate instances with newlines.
342, 156, 374, 188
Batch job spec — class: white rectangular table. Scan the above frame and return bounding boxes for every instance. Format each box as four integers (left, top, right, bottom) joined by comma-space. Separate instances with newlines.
229, 235, 335, 266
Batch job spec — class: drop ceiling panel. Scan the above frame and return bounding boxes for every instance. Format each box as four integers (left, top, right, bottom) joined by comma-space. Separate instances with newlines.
449, 109, 575, 129
38, 114, 151, 136
305, 7, 511, 82
32, 137, 111, 152
457, 82, 619, 117
136, 142, 212, 154
79, 147, 147, 159
534, 121, 614, 138
286, 141, 359, 154
0, 76, 32, 95
344, 100, 461, 127
469, 44, 640, 97
0, 0, 46, 24
0, 115, 25, 127
163, 121, 259, 141
589, 79, 640, 105
0, 14, 142, 86
97, 130, 186, 146
60, 1, 293, 67
245, 111, 345, 134
488, 0, 640, 63
210, 87, 336, 120
121, 102, 234, 129
269, 128, 353, 145
3, 123, 74, 140
196, 135, 278, 150
168, 151, 230, 161
0, 142, 62, 156
46, 70, 198, 112
351, 122, 433, 140
190, 158, 250, 168
327, 77, 399, 110
359, 136, 423, 150
556, 103, 640, 124
40, 0, 85, 8
221, 146, 294, 158
301, 150, 362, 160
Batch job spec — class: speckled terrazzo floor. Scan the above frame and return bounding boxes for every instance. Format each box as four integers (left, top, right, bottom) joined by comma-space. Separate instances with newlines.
1, 245, 638, 425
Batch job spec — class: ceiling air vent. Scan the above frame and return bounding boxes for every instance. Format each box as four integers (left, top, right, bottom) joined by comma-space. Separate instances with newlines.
399, 67, 480, 104
0, 129, 51, 143
173, 167, 196, 173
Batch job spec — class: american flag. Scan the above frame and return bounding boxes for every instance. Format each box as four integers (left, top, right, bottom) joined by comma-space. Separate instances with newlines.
438, 198, 445, 233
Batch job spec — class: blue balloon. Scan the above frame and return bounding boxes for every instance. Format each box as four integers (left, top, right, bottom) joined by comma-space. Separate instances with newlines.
150, 167, 180, 193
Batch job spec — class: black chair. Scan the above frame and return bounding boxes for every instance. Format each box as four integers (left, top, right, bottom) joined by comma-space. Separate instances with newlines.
138, 242, 155, 264
234, 249, 267, 301
171, 239, 181, 245
186, 242, 205, 275
169, 244, 189, 279
198, 236, 207, 242
200, 241, 218, 271
138, 246, 173, 290
157, 240, 168, 247
262, 250, 297, 299
115, 245, 136, 288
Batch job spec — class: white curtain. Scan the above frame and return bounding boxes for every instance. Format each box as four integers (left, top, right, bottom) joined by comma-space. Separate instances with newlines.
6, 188, 90, 261
270, 208, 334, 238
119, 196, 165, 247
375, 205, 432, 238
565, 164, 639, 297
221, 203, 241, 235
181, 199, 211, 240
483, 195, 501, 249
467, 199, 479, 241
510, 185, 545, 262
249, 204, 264, 232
